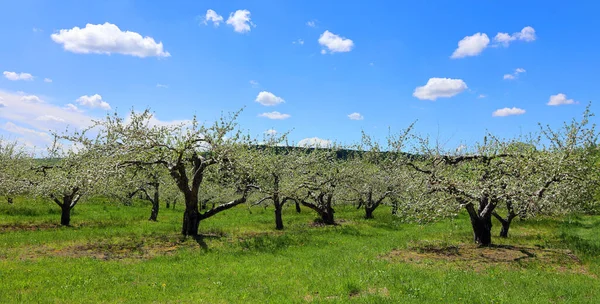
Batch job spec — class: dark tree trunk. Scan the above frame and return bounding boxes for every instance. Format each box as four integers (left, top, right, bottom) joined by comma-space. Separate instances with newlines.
182, 206, 200, 236
295, 201, 301, 213
166, 201, 170, 209
320, 204, 335, 225
147, 183, 160, 221
499, 220, 510, 238
470, 216, 492, 246
273, 175, 284, 230
365, 206, 374, 219
274, 204, 283, 230
61, 202, 72, 226
7, 197, 13, 204
465, 202, 493, 246
182, 191, 200, 236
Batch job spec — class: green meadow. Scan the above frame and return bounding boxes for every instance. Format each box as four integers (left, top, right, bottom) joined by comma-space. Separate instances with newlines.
0, 198, 599, 303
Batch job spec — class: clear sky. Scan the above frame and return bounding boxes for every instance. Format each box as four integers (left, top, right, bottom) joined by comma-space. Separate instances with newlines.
0, 0, 598, 151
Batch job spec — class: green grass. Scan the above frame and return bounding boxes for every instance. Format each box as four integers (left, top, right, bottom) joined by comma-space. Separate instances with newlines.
1, 198, 599, 303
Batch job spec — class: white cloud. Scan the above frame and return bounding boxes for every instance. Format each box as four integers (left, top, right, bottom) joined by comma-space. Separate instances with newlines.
36, 115, 66, 123
226, 10, 254, 33
264, 129, 277, 135
44, 78, 52, 83
3, 71, 34, 81
51, 22, 170, 58
347, 112, 364, 120
64, 103, 81, 112
413, 78, 468, 101
76, 94, 111, 110
547, 93, 576, 106
33, 28, 42, 33
318, 30, 354, 54
293, 39, 304, 45
0, 90, 95, 139
255, 91, 285, 106
258, 111, 290, 120
20, 95, 43, 103
492, 107, 526, 117
2, 122, 53, 142
249, 80, 259, 88
450, 33, 490, 59
298, 137, 331, 148
306, 20, 316, 28
156, 83, 168, 88
203, 9, 224, 26
503, 68, 526, 80
478, 94, 487, 99
493, 26, 536, 47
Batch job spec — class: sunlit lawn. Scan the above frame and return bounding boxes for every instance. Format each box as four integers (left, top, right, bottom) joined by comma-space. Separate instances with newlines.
1, 197, 599, 303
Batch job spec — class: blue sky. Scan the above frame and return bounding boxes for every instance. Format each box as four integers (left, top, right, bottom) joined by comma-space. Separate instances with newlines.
0, 0, 598, 151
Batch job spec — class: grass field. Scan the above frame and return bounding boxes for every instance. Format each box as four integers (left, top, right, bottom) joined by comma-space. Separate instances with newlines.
1, 198, 599, 303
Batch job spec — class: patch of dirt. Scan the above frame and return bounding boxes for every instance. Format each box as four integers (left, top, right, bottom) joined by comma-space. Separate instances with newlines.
382, 242, 595, 276
0, 223, 61, 232
15, 236, 212, 261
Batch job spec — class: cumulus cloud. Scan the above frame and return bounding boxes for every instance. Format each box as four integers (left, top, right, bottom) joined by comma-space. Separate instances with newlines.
298, 137, 331, 148
547, 93, 576, 106
450, 33, 490, 59
76, 94, 111, 110
318, 30, 354, 54
255, 91, 285, 106
0, 90, 96, 143
203, 9, 224, 26
20, 95, 43, 103
226, 10, 254, 33
264, 129, 277, 136
51, 22, 170, 58
3, 71, 34, 81
413, 78, 468, 101
258, 111, 290, 120
503, 68, 526, 80
493, 26, 536, 47
492, 107, 526, 117
347, 112, 364, 120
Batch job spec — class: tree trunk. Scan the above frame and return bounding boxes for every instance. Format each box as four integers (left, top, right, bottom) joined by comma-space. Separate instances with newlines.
274, 203, 283, 230
149, 200, 159, 221
321, 204, 335, 225
182, 207, 200, 236
7, 197, 13, 204
499, 220, 510, 238
471, 216, 492, 246
465, 203, 492, 246
61, 202, 72, 226
365, 206, 374, 219
295, 201, 301, 213
182, 191, 200, 236
166, 201, 170, 209
148, 184, 160, 221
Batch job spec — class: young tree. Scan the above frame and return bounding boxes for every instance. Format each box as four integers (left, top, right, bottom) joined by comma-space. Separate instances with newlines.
0, 138, 33, 203
290, 147, 349, 225
241, 133, 299, 230
32, 137, 117, 226
91, 109, 257, 236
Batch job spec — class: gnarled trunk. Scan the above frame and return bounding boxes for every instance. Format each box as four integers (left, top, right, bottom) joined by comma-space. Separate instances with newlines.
147, 183, 160, 221
295, 201, 301, 213
273, 175, 284, 230
60, 202, 72, 226
182, 191, 200, 236
465, 201, 494, 246
365, 206, 375, 219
